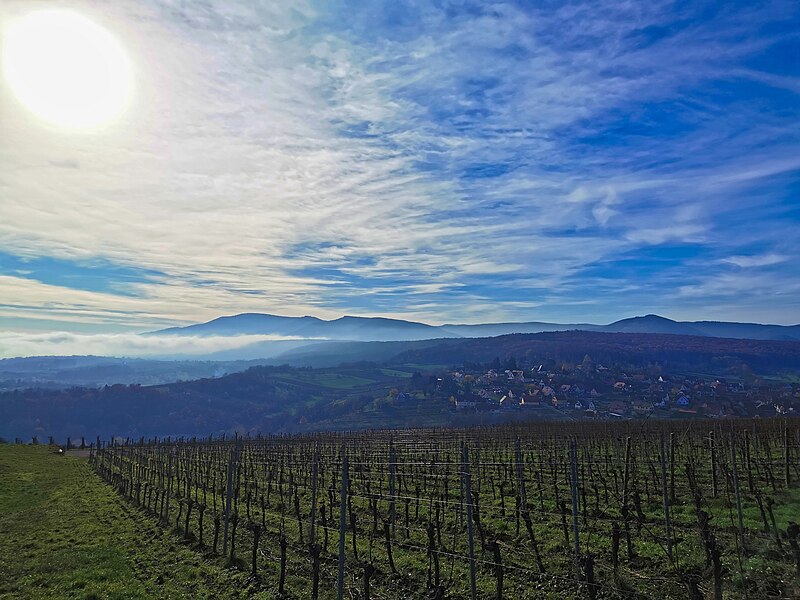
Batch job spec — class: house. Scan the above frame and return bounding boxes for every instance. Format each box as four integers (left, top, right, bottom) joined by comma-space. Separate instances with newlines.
614, 382, 626, 390
607, 400, 628, 414
710, 380, 728, 393
587, 400, 596, 412
455, 398, 477, 411
574, 400, 583, 410
676, 395, 690, 407
590, 388, 599, 397
499, 391, 518, 408
521, 392, 540, 406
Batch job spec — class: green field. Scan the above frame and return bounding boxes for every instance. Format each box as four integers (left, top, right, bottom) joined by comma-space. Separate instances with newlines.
3, 419, 800, 600
272, 370, 378, 389
379, 368, 414, 378
84, 420, 800, 599
0, 446, 252, 599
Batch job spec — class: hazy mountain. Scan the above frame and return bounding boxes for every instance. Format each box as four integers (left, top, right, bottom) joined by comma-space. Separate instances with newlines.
155, 313, 326, 337
689, 321, 800, 341
154, 313, 456, 342
273, 338, 460, 368
154, 312, 800, 346
0, 355, 271, 389
602, 315, 800, 340
438, 321, 600, 337
603, 315, 705, 336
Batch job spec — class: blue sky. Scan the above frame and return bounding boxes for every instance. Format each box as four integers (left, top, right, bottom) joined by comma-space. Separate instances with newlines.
1, 0, 799, 349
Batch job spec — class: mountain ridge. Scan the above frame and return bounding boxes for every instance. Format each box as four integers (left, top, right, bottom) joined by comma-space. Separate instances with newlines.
152, 312, 800, 343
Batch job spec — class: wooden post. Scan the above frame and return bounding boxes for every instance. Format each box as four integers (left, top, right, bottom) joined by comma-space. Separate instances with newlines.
463, 444, 477, 600
310, 543, 321, 600
337, 450, 349, 600
710, 430, 718, 498
164, 451, 173, 524
383, 520, 397, 574
622, 436, 634, 560
389, 441, 397, 536
730, 434, 746, 553
622, 436, 631, 507
785, 420, 791, 488
279, 536, 287, 595
489, 539, 503, 600
659, 436, 673, 561
309, 444, 319, 545
514, 438, 528, 512
669, 432, 676, 503
222, 442, 240, 558
569, 440, 581, 580
745, 430, 754, 493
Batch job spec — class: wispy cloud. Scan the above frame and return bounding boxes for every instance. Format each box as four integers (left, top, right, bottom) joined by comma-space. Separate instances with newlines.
0, 0, 798, 346
720, 254, 789, 268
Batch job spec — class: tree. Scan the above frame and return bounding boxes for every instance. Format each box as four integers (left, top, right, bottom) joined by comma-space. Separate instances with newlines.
410, 371, 424, 391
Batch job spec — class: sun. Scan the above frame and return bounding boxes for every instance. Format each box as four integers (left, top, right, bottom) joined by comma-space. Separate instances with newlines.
2, 9, 133, 130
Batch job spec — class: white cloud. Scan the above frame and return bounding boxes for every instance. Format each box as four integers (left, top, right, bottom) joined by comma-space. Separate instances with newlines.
0, 0, 797, 329
0, 331, 309, 359
720, 254, 788, 268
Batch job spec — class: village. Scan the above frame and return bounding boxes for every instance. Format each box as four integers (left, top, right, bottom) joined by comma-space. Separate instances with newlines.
401, 357, 800, 420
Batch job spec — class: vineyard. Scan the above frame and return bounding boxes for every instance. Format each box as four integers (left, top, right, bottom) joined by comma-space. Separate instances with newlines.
90, 419, 800, 599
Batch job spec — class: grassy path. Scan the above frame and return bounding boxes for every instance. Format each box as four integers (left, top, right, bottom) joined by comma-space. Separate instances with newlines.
0, 445, 254, 600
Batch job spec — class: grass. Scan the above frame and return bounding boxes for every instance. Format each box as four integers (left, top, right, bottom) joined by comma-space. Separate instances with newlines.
379, 368, 414, 378
272, 371, 378, 389
4, 433, 799, 600
0, 445, 254, 600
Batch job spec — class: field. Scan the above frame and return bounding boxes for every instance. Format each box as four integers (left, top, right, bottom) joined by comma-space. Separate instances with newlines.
0, 445, 255, 599
271, 371, 380, 390
84, 418, 800, 599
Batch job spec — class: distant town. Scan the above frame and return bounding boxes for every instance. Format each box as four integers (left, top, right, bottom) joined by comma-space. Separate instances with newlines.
399, 356, 799, 420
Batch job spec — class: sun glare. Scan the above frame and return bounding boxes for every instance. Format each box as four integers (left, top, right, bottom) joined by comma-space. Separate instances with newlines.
2, 9, 133, 130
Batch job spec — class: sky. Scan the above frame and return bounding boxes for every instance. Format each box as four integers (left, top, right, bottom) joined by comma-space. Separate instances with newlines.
1, 0, 799, 356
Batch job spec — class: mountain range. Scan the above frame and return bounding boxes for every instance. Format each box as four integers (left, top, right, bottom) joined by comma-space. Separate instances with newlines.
4, 314, 798, 384
155, 312, 800, 343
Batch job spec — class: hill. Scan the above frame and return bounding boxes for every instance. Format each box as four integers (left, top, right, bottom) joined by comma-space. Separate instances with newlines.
3, 330, 799, 440
0, 355, 272, 390
391, 330, 800, 376
153, 312, 800, 348
154, 313, 453, 342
